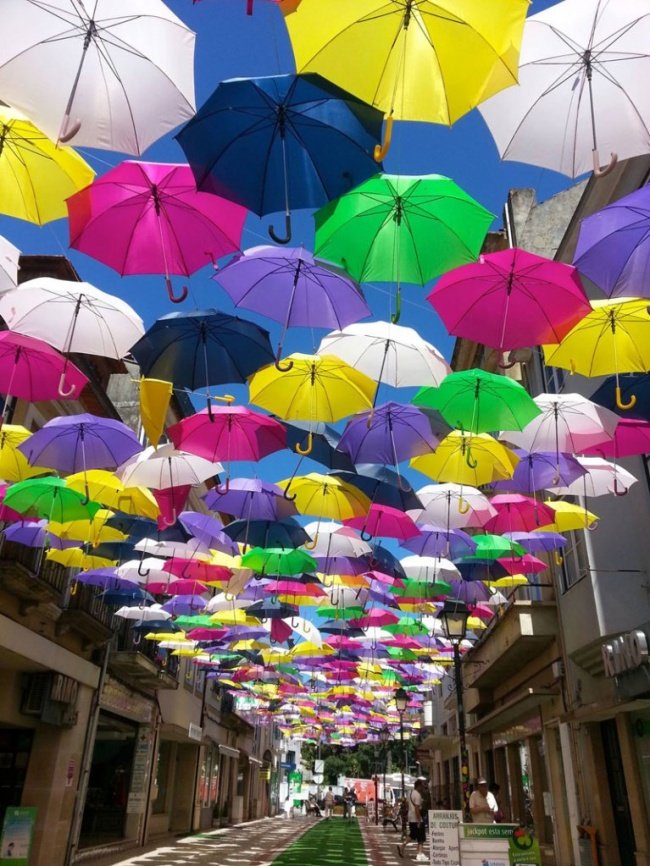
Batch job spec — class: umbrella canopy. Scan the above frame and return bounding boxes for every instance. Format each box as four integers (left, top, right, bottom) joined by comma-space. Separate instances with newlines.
0, 426, 52, 483
176, 72, 384, 243
0, 331, 88, 403
428, 247, 590, 353
222, 518, 311, 549
337, 402, 438, 466
479, 0, 650, 177
591, 374, 650, 423
411, 431, 519, 486
0, 106, 94, 225
68, 162, 247, 303
580, 418, 650, 459
484, 495, 555, 534
549, 456, 638, 498
331, 466, 422, 512
241, 547, 317, 576
204, 480, 297, 521
279, 473, 370, 520
0, 0, 196, 154
0, 234, 20, 293
491, 450, 587, 494
402, 525, 476, 560
118, 444, 223, 490
4, 477, 101, 522
414, 484, 496, 530
345, 504, 419, 541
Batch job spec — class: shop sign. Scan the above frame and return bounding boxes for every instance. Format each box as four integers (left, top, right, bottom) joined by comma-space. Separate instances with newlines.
429, 810, 461, 866
126, 727, 153, 815
602, 630, 649, 678
188, 723, 203, 741
508, 829, 542, 866
0, 806, 37, 866
101, 677, 154, 723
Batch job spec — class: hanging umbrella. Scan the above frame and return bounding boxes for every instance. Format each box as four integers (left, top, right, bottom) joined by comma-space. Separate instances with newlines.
0, 0, 195, 154
411, 431, 519, 487
0, 278, 144, 396
479, 0, 650, 177
65, 470, 159, 520
414, 369, 540, 434
204, 479, 297, 521
402, 525, 476, 560
414, 484, 496, 530
0, 331, 88, 408
543, 299, 650, 411
176, 73, 383, 244
68, 163, 247, 303
548, 456, 638, 498
490, 449, 587, 494
315, 175, 493, 320
0, 106, 94, 224
502, 532, 566, 555
241, 547, 317, 576
539, 500, 599, 532
484, 495, 556, 534
278, 473, 370, 520
337, 402, 438, 466
580, 417, 650, 459
222, 518, 311, 549
331, 466, 422, 512
0, 426, 51, 483
215, 245, 370, 367
428, 247, 591, 355
287, 0, 527, 155
0, 235, 20, 293
591, 374, 650, 423
283, 421, 353, 471
4, 477, 101, 522
344, 504, 419, 542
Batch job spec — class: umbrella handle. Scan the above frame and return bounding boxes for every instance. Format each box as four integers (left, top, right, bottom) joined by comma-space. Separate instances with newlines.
613, 476, 629, 497
268, 213, 292, 245
246, 0, 254, 13
360, 528, 373, 542
58, 372, 77, 398
390, 289, 401, 324
295, 431, 313, 456
615, 385, 636, 411
160, 508, 178, 527
59, 116, 82, 143
275, 354, 294, 373
165, 277, 189, 304
214, 477, 231, 494
137, 560, 151, 577
374, 115, 393, 163
303, 533, 318, 550
458, 497, 470, 515
69, 578, 78, 596
224, 591, 235, 601
464, 446, 478, 469
497, 357, 517, 370
592, 149, 618, 178
132, 630, 142, 647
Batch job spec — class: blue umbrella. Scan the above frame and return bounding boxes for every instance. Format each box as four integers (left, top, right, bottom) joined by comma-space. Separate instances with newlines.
331, 465, 422, 512
130, 309, 274, 405
591, 373, 650, 422
176, 73, 384, 243
222, 518, 311, 549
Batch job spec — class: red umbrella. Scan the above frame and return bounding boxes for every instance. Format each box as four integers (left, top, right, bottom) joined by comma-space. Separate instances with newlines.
484, 494, 555, 534
497, 554, 547, 575
344, 503, 420, 541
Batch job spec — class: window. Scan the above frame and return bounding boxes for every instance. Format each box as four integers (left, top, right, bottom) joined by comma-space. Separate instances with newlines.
559, 530, 590, 591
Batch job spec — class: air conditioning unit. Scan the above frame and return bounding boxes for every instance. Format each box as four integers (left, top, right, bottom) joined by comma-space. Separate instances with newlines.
551, 661, 565, 680
21, 673, 79, 728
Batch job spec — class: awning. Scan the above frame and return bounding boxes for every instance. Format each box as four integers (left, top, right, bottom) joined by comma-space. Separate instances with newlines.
468, 688, 558, 735
219, 745, 240, 758
249, 756, 263, 766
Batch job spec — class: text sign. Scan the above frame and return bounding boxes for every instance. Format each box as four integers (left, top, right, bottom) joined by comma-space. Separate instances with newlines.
0, 807, 37, 866
602, 630, 649, 677
429, 810, 462, 866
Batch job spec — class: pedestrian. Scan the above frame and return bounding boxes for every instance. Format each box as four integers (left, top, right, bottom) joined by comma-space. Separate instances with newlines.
397, 779, 427, 862
324, 786, 335, 819
342, 786, 350, 819
489, 783, 504, 823
469, 777, 498, 824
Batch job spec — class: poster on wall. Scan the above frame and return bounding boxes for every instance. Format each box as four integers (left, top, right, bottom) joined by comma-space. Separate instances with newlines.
0, 806, 37, 865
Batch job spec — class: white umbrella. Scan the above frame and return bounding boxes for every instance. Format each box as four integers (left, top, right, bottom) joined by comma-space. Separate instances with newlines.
318, 321, 450, 388
0, 235, 20, 293
134, 537, 210, 559
411, 484, 496, 529
501, 394, 619, 454
303, 521, 371, 558
400, 555, 460, 583
114, 603, 171, 621
118, 444, 224, 489
0, 0, 195, 154
206, 592, 251, 613
0, 278, 144, 395
548, 455, 638, 497
117, 557, 169, 584
479, 0, 650, 178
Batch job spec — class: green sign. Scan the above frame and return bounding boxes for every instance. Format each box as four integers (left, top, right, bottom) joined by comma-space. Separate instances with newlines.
462, 823, 517, 839
0, 807, 37, 865
288, 771, 302, 783
508, 829, 542, 866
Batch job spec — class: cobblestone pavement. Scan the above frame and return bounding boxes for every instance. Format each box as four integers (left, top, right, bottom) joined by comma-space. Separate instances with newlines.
359, 816, 404, 866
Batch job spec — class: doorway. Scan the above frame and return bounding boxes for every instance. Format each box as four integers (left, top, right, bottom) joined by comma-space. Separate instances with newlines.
601, 719, 636, 864
0, 728, 34, 826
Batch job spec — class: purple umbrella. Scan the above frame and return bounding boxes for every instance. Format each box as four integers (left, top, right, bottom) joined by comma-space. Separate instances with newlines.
491, 450, 586, 493
3, 520, 78, 549
161, 595, 207, 615
215, 245, 371, 368
204, 478, 297, 521
448, 579, 492, 604
337, 402, 438, 466
314, 554, 368, 575
573, 185, 650, 298
403, 524, 477, 559
502, 531, 566, 553
76, 568, 141, 593
179, 511, 224, 547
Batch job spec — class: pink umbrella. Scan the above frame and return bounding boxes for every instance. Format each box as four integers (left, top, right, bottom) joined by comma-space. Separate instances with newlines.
168, 406, 286, 487
484, 494, 555, 534
146, 578, 209, 595
345, 503, 420, 541
581, 418, 650, 459
162, 559, 232, 583
0, 331, 88, 410
363, 569, 405, 588
428, 248, 590, 361
497, 554, 547, 575
67, 162, 247, 303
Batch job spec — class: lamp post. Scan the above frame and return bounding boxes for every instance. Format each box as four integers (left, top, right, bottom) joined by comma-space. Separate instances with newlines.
395, 687, 408, 802
439, 599, 470, 815
380, 725, 390, 822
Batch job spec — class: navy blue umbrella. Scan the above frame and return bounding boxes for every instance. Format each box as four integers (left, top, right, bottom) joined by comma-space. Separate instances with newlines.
364, 544, 406, 580
176, 73, 384, 244
591, 373, 650, 422
130, 309, 274, 402
222, 518, 311, 549
330, 465, 422, 511
283, 420, 354, 471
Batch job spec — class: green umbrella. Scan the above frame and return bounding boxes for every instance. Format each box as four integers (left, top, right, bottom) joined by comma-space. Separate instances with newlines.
316, 605, 365, 620
393, 578, 451, 599
463, 533, 526, 560
314, 173, 493, 322
241, 546, 317, 576
413, 368, 541, 434
383, 616, 428, 636
4, 477, 101, 522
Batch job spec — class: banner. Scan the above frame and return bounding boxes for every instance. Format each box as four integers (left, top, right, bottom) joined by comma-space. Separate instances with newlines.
0, 806, 37, 865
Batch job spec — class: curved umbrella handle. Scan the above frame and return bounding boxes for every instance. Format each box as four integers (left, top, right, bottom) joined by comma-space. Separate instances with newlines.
457, 497, 470, 515
161, 508, 178, 527
464, 446, 478, 469
165, 277, 189, 304
214, 477, 231, 495
58, 371, 76, 398
360, 528, 373, 542
268, 213, 292, 245
137, 559, 151, 578
615, 385, 636, 411
69, 578, 78, 596
275, 353, 294, 373
80, 482, 90, 507
224, 591, 236, 602
374, 115, 393, 163
59, 117, 82, 143
295, 431, 313, 456
613, 476, 629, 497
132, 630, 142, 647
303, 533, 318, 550
497, 357, 517, 370
592, 149, 618, 178
283, 476, 297, 501
390, 288, 402, 325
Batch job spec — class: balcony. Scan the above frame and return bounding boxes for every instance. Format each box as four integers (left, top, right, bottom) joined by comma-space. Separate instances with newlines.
57, 582, 116, 644
0, 541, 67, 611
108, 621, 179, 690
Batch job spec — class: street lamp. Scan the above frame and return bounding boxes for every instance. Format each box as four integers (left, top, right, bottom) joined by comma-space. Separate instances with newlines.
439, 599, 470, 815
380, 725, 390, 822
395, 687, 408, 801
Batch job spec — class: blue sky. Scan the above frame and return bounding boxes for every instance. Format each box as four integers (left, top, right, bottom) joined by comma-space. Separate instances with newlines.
0, 0, 576, 487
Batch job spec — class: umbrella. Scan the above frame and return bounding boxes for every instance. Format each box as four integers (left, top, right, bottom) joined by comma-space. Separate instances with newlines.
580, 418, 650, 459
215, 245, 370, 366
428, 247, 591, 355
131, 309, 274, 400
503, 532, 566, 554
337, 402, 438, 466
204, 480, 297, 521
411, 431, 519, 486
344, 504, 419, 542
479, 0, 650, 177
283, 421, 353, 471
414, 369, 540, 434
0, 0, 195, 154
0, 106, 94, 225
0, 234, 20, 292
65, 470, 159, 520
4, 477, 101, 522
315, 174, 493, 320
278, 473, 370, 520
287, 0, 527, 154
543, 299, 650, 410
490, 449, 587, 494
0, 426, 52, 483
0, 331, 88, 408
168, 406, 286, 470
331, 466, 422, 512
222, 518, 311, 549
539, 501, 599, 532
484, 495, 556, 534
176, 73, 384, 243
414, 484, 496, 530
591, 374, 650, 423
548, 456, 638, 498
573, 185, 650, 299
68, 163, 247, 303
402, 525, 476, 560
0, 278, 144, 395
241, 547, 317, 576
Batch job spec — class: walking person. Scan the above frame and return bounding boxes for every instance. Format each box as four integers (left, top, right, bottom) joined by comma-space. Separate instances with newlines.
324, 786, 335, 819
397, 779, 427, 862
342, 786, 350, 819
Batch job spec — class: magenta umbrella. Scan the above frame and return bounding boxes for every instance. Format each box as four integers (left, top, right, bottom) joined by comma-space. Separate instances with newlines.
580, 418, 650, 459
344, 503, 420, 542
67, 162, 247, 304
428, 248, 590, 361
484, 494, 555, 534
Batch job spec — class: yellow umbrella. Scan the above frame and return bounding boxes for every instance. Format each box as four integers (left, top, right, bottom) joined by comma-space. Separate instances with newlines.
543, 298, 650, 411
320, 573, 369, 588
287, 0, 527, 156
144, 631, 186, 641
291, 642, 335, 658
487, 575, 529, 589
411, 431, 519, 486
66, 470, 159, 519
467, 615, 487, 631
249, 354, 374, 455
47, 547, 115, 569
0, 425, 52, 482
48, 510, 125, 546
539, 500, 598, 532
277, 472, 370, 519
0, 106, 94, 224
210, 609, 261, 626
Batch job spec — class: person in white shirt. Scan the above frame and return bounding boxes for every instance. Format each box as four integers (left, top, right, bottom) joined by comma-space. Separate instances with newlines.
469, 778, 498, 824
397, 779, 427, 862
324, 787, 335, 819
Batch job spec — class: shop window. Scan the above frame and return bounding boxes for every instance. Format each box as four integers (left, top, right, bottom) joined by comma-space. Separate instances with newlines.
152, 741, 172, 814
0, 729, 34, 827
199, 749, 219, 807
